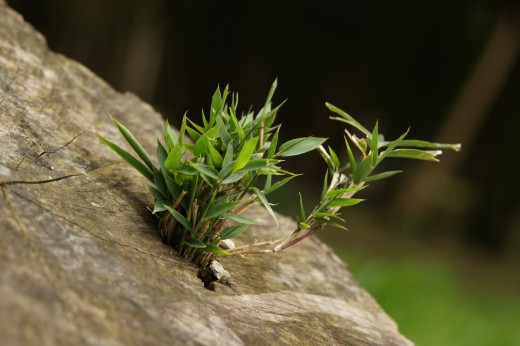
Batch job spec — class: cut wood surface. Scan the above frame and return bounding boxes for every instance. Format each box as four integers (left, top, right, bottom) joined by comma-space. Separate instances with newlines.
0, 2, 413, 345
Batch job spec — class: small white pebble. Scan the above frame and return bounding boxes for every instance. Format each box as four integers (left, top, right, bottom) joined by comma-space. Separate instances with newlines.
220, 239, 235, 249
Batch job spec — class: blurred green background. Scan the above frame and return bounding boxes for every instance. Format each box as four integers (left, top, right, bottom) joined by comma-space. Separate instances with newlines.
8, 0, 520, 344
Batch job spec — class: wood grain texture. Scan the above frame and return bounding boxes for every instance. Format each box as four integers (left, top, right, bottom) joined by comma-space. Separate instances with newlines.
0, 3, 413, 345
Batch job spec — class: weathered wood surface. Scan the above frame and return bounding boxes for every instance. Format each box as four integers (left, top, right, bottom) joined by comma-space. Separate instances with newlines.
0, 2, 413, 345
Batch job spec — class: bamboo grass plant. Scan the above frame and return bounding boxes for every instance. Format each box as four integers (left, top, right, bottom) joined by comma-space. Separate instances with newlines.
98, 81, 460, 267
98, 81, 326, 267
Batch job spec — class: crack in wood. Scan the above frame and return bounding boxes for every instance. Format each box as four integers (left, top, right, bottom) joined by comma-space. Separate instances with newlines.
34, 130, 86, 159
0, 173, 82, 186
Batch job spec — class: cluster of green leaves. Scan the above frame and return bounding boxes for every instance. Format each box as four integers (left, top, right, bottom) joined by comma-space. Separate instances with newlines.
98, 81, 326, 263
274, 103, 460, 252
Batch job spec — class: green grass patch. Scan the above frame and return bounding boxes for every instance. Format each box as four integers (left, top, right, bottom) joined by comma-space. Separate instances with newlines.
341, 253, 520, 346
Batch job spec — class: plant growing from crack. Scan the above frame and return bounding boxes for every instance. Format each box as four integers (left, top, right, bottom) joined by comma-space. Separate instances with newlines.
98, 81, 460, 268
98, 81, 326, 267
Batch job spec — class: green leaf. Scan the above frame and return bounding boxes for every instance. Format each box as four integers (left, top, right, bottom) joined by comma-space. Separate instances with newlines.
264, 175, 297, 195
185, 238, 206, 248
153, 168, 168, 199
98, 134, 154, 183
220, 224, 248, 240
299, 222, 311, 229
370, 121, 379, 166
320, 172, 330, 201
164, 143, 183, 171
253, 187, 278, 225
298, 193, 306, 221
233, 137, 258, 172
383, 139, 461, 152
186, 126, 201, 143
222, 213, 261, 225
204, 243, 231, 255
326, 186, 367, 198
218, 161, 236, 180
378, 129, 410, 162
318, 218, 349, 231
192, 163, 219, 181
267, 127, 280, 159
365, 170, 402, 182
386, 149, 442, 161
204, 123, 220, 138
194, 135, 209, 156
328, 146, 340, 171
353, 156, 372, 184
325, 102, 370, 136
178, 164, 198, 176
221, 170, 248, 184
111, 117, 155, 172
314, 211, 344, 222
207, 141, 224, 169
153, 199, 167, 214
163, 120, 178, 151
161, 167, 182, 200
345, 137, 357, 173
239, 159, 273, 174
146, 185, 164, 201
328, 198, 364, 207
157, 140, 168, 170
164, 205, 192, 230
222, 143, 234, 168
204, 201, 241, 219
278, 137, 327, 157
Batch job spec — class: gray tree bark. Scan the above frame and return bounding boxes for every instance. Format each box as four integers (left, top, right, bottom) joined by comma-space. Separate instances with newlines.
0, 2, 413, 345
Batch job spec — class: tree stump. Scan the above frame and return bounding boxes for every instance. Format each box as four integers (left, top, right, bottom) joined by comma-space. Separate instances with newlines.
0, 2, 413, 345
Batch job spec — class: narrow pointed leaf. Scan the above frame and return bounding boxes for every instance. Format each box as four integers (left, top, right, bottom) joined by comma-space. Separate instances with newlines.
371, 121, 379, 166
221, 170, 248, 184
164, 205, 192, 230
326, 102, 370, 136
164, 144, 183, 171
328, 198, 364, 207
345, 136, 357, 173
146, 185, 164, 201
153, 169, 168, 199
207, 141, 223, 168
222, 213, 261, 225
204, 243, 231, 255
220, 224, 248, 240
253, 187, 278, 225
153, 199, 167, 214
382, 139, 461, 151
386, 149, 442, 161
204, 201, 241, 219
161, 167, 182, 199
233, 137, 258, 172
321, 170, 329, 199
157, 140, 168, 170
326, 186, 367, 198
185, 238, 206, 248
353, 156, 372, 184
365, 170, 403, 182
265, 175, 297, 195
222, 143, 234, 168
318, 218, 349, 231
298, 193, 306, 221
98, 134, 154, 182
111, 117, 155, 171
278, 137, 327, 157
192, 163, 219, 181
